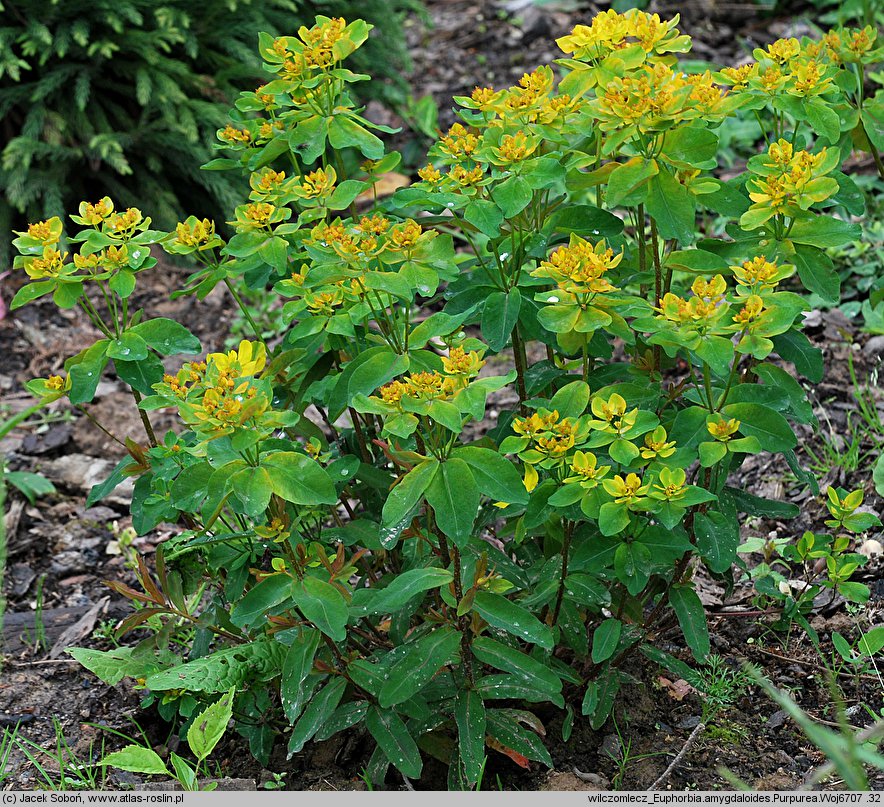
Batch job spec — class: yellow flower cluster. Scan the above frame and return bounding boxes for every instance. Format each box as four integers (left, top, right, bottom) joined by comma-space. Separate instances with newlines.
512, 408, 586, 460
176, 218, 216, 248
592, 62, 728, 135
157, 341, 272, 440
655, 275, 728, 326
556, 9, 690, 63
532, 236, 622, 296
716, 31, 860, 99
730, 256, 793, 295
373, 349, 486, 410
742, 139, 839, 227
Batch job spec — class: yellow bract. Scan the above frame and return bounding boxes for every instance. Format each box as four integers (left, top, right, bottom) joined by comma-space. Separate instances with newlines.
650, 467, 688, 500
602, 472, 649, 503
207, 340, 267, 378
532, 236, 622, 297
707, 416, 740, 442
640, 426, 676, 460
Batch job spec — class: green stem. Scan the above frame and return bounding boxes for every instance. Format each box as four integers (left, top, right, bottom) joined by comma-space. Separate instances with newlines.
550, 520, 574, 626
224, 279, 263, 345
433, 521, 474, 686
702, 362, 715, 411
649, 215, 663, 373
130, 388, 158, 447
75, 405, 127, 447
511, 325, 529, 415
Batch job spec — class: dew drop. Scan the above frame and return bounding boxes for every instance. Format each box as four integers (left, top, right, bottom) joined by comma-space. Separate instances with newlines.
548, 295, 559, 303
591, 229, 600, 235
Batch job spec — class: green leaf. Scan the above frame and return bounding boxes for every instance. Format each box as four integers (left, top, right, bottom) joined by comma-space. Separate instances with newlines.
693, 335, 734, 376
287, 677, 348, 757
67, 646, 166, 686
328, 115, 384, 159
53, 280, 84, 308
379, 628, 461, 707
106, 331, 149, 362
292, 577, 349, 643
669, 586, 710, 662
11, 281, 55, 309
721, 402, 796, 452
861, 105, 884, 151
874, 454, 884, 498
464, 199, 504, 238
146, 641, 285, 693
329, 180, 370, 210
452, 446, 528, 505
537, 304, 580, 333
492, 175, 533, 218
772, 330, 823, 383
230, 574, 292, 629
350, 567, 454, 616
455, 690, 486, 785
365, 706, 423, 778
788, 216, 861, 248
591, 618, 622, 663
549, 380, 590, 418
5, 471, 55, 504
606, 158, 658, 207
581, 669, 622, 729
547, 205, 623, 238
660, 126, 719, 168
115, 354, 165, 396
66, 340, 109, 404
263, 452, 337, 506
329, 347, 409, 419
100, 745, 170, 776
485, 709, 553, 768
381, 459, 439, 532
229, 466, 272, 517
472, 591, 554, 650
425, 458, 479, 547
599, 501, 630, 536
646, 169, 695, 243
694, 510, 739, 574
131, 318, 201, 355
314, 701, 370, 742
725, 486, 799, 519
858, 626, 884, 657
804, 98, 841, 143
187, 688, 234, 762
281, 630, 322, 723
788, 244, 840, 304
482, 288, 521, 352
471, 636, 563, 697
169, 753, 197, 791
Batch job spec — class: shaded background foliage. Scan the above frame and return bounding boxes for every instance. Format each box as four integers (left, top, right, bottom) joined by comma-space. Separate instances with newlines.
0, 0, 418, 260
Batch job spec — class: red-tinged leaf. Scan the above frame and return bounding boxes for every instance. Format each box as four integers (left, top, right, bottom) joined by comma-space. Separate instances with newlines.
136, 555, 164, 603
116, 608, 167, 637
103, 580, 158, 605
486, 737, 530, 769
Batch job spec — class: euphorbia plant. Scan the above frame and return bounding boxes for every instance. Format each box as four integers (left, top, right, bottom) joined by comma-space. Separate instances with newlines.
10, 11, 882, 788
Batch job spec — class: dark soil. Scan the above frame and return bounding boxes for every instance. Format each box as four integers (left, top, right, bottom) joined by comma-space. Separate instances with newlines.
1, 0, 883, 792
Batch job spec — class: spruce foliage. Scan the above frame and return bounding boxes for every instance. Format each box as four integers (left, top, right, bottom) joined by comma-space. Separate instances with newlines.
0, 0, 416, 259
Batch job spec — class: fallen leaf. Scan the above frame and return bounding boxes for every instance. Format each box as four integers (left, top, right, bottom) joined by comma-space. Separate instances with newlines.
657, 676, 695, 701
